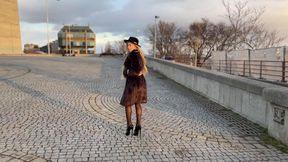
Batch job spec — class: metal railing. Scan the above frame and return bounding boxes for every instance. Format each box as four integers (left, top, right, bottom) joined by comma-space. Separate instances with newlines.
200, 60, 288, 83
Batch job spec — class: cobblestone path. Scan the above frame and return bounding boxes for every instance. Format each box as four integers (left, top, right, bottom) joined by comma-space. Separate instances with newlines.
0, 56, 287, 162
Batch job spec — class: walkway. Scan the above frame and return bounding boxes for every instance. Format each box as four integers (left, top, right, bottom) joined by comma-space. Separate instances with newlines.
0, 56, 287, 162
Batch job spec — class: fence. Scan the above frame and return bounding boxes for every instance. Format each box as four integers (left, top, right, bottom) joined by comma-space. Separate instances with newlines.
201, 60, 288, 83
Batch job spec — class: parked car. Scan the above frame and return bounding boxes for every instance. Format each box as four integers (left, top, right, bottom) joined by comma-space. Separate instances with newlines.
33, 51, 46, 54
164, 56, 175, 61
63, 53, 75, 56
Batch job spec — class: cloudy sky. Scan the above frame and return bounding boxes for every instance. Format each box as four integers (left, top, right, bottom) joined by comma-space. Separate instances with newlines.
18, 0, 288, 54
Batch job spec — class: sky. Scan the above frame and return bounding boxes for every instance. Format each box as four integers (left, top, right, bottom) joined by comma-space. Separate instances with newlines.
18, 0, 288, 54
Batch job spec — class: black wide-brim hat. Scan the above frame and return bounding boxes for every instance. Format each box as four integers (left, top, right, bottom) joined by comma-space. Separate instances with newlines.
124, 37, 141, 47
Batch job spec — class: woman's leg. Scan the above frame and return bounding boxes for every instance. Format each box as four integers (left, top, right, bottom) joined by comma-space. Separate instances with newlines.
135, 103, 142, 126
125, 105, 132, 126
125, 105, 133, 136
134, 103, 142, 136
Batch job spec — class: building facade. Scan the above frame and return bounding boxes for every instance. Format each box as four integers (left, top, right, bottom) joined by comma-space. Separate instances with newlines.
24, 44, 40, 53
58, 25, 96, 54
40, 40, 59, 54
0, 0, 22, 54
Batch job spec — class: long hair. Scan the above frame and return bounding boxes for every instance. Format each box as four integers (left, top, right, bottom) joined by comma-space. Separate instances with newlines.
135, 45, 148, 76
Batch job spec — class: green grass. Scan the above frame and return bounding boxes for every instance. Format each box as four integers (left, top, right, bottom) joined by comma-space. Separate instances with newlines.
260, 130, 288, 153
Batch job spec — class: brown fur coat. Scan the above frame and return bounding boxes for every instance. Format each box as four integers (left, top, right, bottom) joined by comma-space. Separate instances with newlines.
120, 49, 147, 106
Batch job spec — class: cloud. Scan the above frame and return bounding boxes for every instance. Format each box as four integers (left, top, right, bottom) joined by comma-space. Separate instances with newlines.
19, 0, 113, 23
18, 0, 288, 52
19, 0, 225, 33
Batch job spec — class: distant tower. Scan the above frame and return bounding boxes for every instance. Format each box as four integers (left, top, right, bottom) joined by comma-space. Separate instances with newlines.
0, 0, 22, 54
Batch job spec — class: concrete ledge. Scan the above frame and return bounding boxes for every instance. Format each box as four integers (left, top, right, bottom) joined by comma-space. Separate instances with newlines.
147, 57, 279, 95
264, 88, 288, 107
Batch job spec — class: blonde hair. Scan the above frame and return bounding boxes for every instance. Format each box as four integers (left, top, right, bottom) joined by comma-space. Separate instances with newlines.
135, 45, 148, 76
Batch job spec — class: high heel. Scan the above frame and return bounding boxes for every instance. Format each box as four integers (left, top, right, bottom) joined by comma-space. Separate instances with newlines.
133, 125, 142, 137
125, 125, 133, 136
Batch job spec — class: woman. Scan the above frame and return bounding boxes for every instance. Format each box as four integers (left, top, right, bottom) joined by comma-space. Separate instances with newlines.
120, 37, 148, 137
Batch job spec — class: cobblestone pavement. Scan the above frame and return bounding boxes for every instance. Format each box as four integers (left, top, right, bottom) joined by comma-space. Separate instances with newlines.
0, 56, 288, 162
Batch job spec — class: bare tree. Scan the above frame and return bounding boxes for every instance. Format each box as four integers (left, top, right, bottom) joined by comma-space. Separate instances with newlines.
103, 41, 113, 54
146, 20, 181, 58
113, 40, 127, 55
185, 19, 233, 66
223, 0, 283, 50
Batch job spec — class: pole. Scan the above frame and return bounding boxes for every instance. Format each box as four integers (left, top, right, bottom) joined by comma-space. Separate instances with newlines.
282, 46, 286, 82
69, 25, 71, 54
195, 53, 197, 67
230, 60, 232, 74
46, 0, 50, 55
154, 17, 156, 58
225, 51, 228, 73
85, 30, 88, 54
260, 61, 263, 79
154, 16, 159, 58
243, 60, 246, 76
248, 49, 251, 77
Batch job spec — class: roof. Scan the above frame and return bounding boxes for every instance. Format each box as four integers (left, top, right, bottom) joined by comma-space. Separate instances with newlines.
60, 25, 94, 33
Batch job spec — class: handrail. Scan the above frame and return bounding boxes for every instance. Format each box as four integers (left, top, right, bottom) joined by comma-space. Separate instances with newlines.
200, 60, 288, 83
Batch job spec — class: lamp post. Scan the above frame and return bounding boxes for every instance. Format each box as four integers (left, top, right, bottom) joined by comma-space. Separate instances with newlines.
45, 0, 60, 55
154, 16, 159, 58
45, 0, 50, 55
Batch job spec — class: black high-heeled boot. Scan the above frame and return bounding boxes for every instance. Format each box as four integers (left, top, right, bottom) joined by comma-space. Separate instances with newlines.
125, 125, 133, 136
133, 125, 142, 137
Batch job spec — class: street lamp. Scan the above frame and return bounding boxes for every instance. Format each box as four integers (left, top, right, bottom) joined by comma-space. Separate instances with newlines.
45, 0, 50, 54
154, 15, 159, 58
45, 0, 60, 55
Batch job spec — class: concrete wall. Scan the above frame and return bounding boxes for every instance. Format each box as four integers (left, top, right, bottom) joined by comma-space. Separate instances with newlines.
0, 0, 22, 54
147, 57, 288, 145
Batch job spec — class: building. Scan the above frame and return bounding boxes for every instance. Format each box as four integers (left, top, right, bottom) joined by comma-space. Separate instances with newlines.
40, 40, 59, 54
58, 25, 96, 54
24, 44, 40, 53
0, 0, 22, 54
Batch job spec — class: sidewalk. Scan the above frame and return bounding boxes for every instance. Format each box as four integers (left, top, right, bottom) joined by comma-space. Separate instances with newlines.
0, 56, 287, 161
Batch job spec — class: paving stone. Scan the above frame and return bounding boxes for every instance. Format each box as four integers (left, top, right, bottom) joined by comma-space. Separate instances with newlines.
20, 154, 38, 161
0, 154, 12, 162
7, 159, 24, 162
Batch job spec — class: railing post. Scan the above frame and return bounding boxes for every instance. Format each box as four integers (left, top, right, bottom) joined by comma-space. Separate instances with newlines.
260, 61, 263, 79
243, 60, 246, 76
230, 60, 232, 74
218, 60, 221, 71
282, 61, 286, 82
225, 51, 228, 73
282, 46, 286, 82
248, 49, 251, 77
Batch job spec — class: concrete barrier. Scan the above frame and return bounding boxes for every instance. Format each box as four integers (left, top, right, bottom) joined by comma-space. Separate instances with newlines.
147, 57, 288, 145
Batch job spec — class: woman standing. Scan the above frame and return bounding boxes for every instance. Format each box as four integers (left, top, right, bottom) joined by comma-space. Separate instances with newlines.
120, 37, 148, 137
